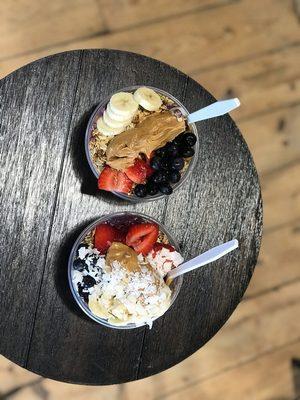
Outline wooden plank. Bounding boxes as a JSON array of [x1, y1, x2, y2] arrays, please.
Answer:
[[193, 44, 300, 121], [0, 0, 231, 61], [0, 0, 104, 60], [262, 161, 300, 231], [1, 0, 299, 79], [136, 75, 262, 379], [0, 356, 38, 393], [246, 221, 300, 297], [25, 50, 189, 384], [161, 341, 300, 400], [1, 280, 300, 397], [98, 0, 234, 30], [0, 52, 81, 367], [120, 280, 300, 399], [239, 104, 300, 176]]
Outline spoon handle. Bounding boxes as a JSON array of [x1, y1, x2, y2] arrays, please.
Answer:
[[187, 98, 240, 123], [166, 239, 239, 281]]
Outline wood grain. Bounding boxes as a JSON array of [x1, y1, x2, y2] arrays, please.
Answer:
[[0, 52, 81, 367], [120, 280, 300, 399], [162, 341, 300, 400], [0, 50, 261, 384], [246, 222, 300, 297], [1, 279, 300, 397], [194, 43, 300, 121], [0, 0, 103, 60], [137, 76, 262, 379], [0, 0, 231, 62], [240, 104, 300, 176], [24, 50, 189, 384], [1, 0, 299, 79], [97, 0, 234, 30]]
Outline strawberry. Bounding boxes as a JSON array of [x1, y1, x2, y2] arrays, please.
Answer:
[[114, 229, 126, 244], [126, 223, 159, 255], [144, 162, 154, 178], [151, 242, 175, 258], [94, 223, 117, 254], [124, 158, 154, 184], [98, 166, 133, 194], [153, 242, 175, 253]]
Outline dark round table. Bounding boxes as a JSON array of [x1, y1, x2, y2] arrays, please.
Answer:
[[0, 49, 262, 385]]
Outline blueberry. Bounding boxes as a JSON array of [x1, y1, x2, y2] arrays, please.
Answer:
[[150, 156, 162, 170], [173, 133, 184, 145], [134, 184, 147, 197], [166, 142, 179, 157], [73, 258, 86, 271], [170, 157, 184, 171], [182, 132, 197, 147], [160, 157, 170, 170], [169, 170, 181, 183], [153, 170, 169, 183], [146, 182, 159, 196], [83, 275, 96, 288], [158, 184, 173, 195], [155, 146, 167, 158], [181, 146, 195, 158]]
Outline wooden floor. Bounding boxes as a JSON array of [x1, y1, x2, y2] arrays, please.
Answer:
[[0, 0, 299, 398]]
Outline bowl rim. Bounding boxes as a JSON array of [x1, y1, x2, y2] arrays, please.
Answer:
[[85, 85, 199, 203], [68, 211, 184, 330]]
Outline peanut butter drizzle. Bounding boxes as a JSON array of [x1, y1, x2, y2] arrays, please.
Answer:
[[106, 242, 140, 273], [106, 111, 185, 170]]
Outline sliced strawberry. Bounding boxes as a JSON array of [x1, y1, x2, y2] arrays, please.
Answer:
[[153, 242, 175, 253], [115, 170, 133, 193], [94, 223, 117, 254], [114, 229, 126, 244], [126, 223, 159, 255], [98, 166, 133, 194], [144, 162, 154, 178], [124, 158, 153, 184]]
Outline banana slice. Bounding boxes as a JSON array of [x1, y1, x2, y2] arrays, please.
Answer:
[[106, 103, 133, 122], [109, 92, 138, 117], [96, 117, 123, 137], [133, 87, 162, 111], [103, 110, 130, 129], [89, 296, 110, 319]]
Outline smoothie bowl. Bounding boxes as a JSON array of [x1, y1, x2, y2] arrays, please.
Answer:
[[68, 212, 184, 329], [85, 86, 198, 202]]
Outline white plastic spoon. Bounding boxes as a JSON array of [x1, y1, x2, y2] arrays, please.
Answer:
[[166, 239, 239, 284], [187, 98, 240, 124]]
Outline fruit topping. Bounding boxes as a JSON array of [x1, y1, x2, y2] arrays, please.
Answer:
[[158, 183, 173, 195], [97, 117, 124, 137], [83, 275, 96, 288], [134, 184, 148, 198], [182, 132, 197, 147], [98, 165, 133, 193], [180, 146, 195, 158], [126, 223, 159, 255], [146, 181, 159, 196], [169, 170, 181, 183], [94, 223, 119, 254], [153, 242, 175, 254], [170, 157, 184, 171], [109, 92, 138, 117], [133, 87, 162, 111], [125, 158, 153, 184]]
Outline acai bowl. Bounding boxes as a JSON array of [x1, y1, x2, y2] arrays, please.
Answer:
[[85, 86, 199, 202], [68, 212, 184, 329]]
